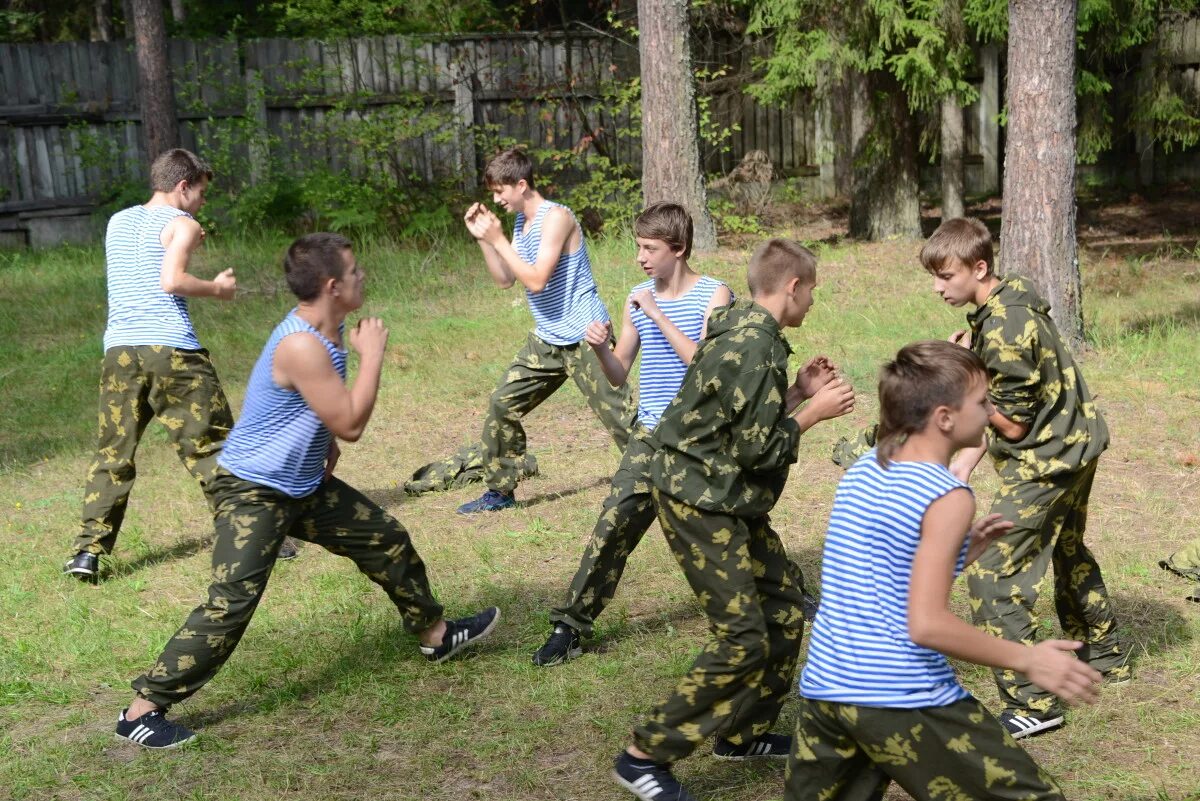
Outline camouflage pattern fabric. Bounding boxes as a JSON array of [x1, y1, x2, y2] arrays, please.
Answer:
[[967, 459, 1129, 716], [649, 300, 800, 518], [132, 469, 444, 708], [480, 331, 633, 494], [968, 275, 1108, 482], [1160, 537, 1200, 582], [633, 491, 806, 763], [403, 442, 538, 495], [550, 427, 657, 637], [784, 696, 1064, 801], [831, 424, 878, 469], [76, 345, 233, 556]]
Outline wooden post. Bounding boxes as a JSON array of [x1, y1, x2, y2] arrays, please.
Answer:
[[978, 44, 1000, 195], [452, 55, 478, 192], [244, 46, 269, 186]]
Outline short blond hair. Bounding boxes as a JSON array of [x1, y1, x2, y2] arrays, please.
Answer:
[[149, 148, 212, 192], [747, 238, 817, 298], [920, 217, 994, 275]]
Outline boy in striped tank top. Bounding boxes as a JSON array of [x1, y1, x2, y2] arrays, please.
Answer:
[[614, 240, 856, 801], [64, 149, 240, 582], [531, 203, 731, 667], [786, 341, 1100, 801], [114, 234, 499, 749], [452, 147, 634, 514]]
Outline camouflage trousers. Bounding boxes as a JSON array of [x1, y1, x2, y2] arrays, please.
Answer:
[[75, 346, 233, 556], [480, 332, 633, 494], [1160, 537, 1200, 602], [132, 469, 444, 708], [403, 442, 539, 496], [550, 427, 657, 637], [967, 459, 1129, 717], [633, 492, 806, 763], [784, 696, 1064, 801]]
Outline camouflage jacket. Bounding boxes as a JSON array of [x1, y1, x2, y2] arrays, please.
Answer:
[[649, 299, 800, 517], [968, 275, 1109, 481]]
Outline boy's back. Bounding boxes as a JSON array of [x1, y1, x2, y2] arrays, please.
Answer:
[[802, 456, 970, 707], [650, 298, 799, 518], [969, 274, 1107, 477], [103, 204, 200, 351]]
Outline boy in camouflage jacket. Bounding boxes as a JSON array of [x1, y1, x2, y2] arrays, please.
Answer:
[[924, 217, 1130, 740], [612, 239, 855, 801]]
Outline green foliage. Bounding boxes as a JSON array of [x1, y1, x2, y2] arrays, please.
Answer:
[[747, 0, 978, 114], [0, 9, 41, 42], [708, 196, 766, 235]]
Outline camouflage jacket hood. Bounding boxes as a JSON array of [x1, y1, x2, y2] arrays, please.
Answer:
[[968, 275, 1108, 481], [648, 299, 801, 517]]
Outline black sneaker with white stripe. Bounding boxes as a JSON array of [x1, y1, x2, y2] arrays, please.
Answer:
[[999, 710, 1064, 739], [612, 752, 697, 801], [420, 607, 500, 664], [115, 708, 196, 749], [63, 551, 99, 582], [712, 732, 792, 760]]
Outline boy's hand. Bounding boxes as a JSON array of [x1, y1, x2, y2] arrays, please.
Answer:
[[584, 320, 612, 349], [213, 268, 236, 300], [1022, 640, 1102, 706], [324, 440, 341, 481], [348, 317, 389, 359], [964, 512, 1013, 564], [806, 378, 855, 423], [793, 356, 836, 401], [466, 207, 504, 245], [948, 329, 972, 348], [630, 289, 661, 322]]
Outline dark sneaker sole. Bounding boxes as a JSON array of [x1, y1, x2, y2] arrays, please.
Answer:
[[532, 644, 583, 667], [430, 609, 501, 664], [114, 731, 196, 749], [1005, 714, 1064, 740]]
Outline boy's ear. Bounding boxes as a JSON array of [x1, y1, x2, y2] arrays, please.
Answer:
[[932, 404, 955, 433], [972, 259, 989, 279], [785, 275, 801, 295]]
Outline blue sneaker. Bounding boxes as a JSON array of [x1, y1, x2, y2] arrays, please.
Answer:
[[115, 708, 196, 749], [457, 489, 516, 514]]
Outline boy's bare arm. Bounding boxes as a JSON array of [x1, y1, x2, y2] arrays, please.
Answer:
[[989, 409, 1030, 440], [469, 205, 572, 293], [465, 204, 516, 288], [908, 490, 1102, 705], [159, 217, 236, 299], [633, 283, 731, 368], [273, 318, 387, 442], [585, 302, 640, 387]]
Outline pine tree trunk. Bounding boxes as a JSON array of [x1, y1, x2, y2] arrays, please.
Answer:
[[638, 0, 718, 252], [849, 70, 921, 240], [92, 0, 114, 42], [1001, 0, 1083, 349], [130, 0, 180, 161], [941, 94, 965, 219]]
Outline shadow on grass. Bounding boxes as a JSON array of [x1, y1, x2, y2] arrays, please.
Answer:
[[106, 534, 214, 578], [1111, 589, 1195, 663], [1121, 302, 1200, 336], [358, 475, 610, 511]]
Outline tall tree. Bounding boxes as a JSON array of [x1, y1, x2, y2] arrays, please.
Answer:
[[130, 0, 180, 160], [748, 3, 976, 240], [638, 0, 718, 251], [1000, 0, 1083, 348], [940, 0, 967, 219]]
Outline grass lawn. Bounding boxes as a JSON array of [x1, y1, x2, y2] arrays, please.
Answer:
[[1, 213, 1198, 801]]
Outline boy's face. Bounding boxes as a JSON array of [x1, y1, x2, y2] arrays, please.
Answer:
[[635, 237, 684, 278], [334, 247, 365, 311], [949, 373, 994, 448], [931, 257, 987, 307], [181, 177, 209, 216], [784, 277, 816, 327], [489, 181, 526, 214]]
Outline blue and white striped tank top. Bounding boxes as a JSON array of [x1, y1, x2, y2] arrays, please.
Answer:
[[513, 201, 609, 345], [103, 204, 201, 351], [800, 453, 971, 708], [219, 311, 347, 498], [631, 275, 728, 430]]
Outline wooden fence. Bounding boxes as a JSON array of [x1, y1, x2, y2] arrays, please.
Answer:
[[0, 24, 1197, 244]]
